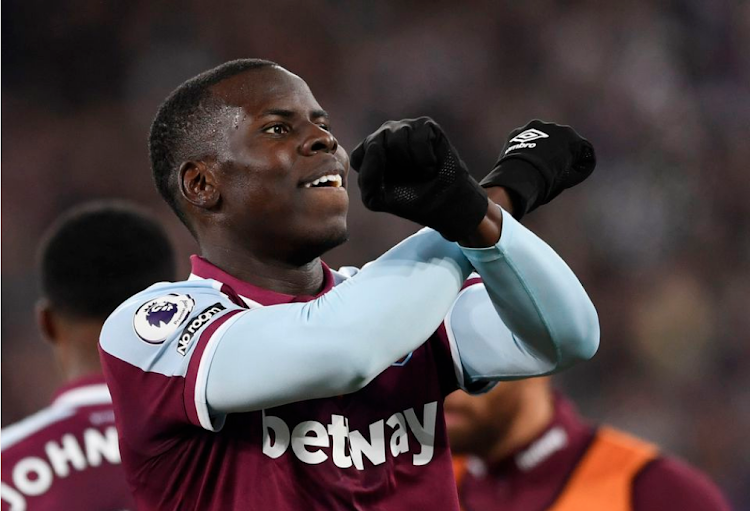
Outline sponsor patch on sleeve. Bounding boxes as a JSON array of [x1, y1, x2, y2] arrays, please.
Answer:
[[133, 294, 195, 344], [176, 303, 227, 356]]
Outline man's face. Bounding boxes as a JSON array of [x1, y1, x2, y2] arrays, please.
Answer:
[[209, 66, 349, 263], [443, 383, 524, 456]]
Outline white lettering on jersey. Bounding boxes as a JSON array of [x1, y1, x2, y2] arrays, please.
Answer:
[[404, 401, 437, 466], [385, 412, 409, 457], [83, 426, 120, 467], [349, 420, 386, 469], [327, 415, 352, 468], [262, 413, 290, 459], [262, 401, 438, 469], [1, 482, 27, 511], [45, 434, 87, 477], [2, 426, 121, 502], [291, 421, 329, 465], [12, 458, 53, 496]]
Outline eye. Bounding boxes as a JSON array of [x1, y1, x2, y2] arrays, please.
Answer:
[[263, 124, 289, 135], [318, 123, 331, 132]]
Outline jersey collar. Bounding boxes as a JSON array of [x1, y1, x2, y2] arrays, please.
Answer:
[[51, 373, 111, 407], [189, 255, 336, 306], [468, 394, 595, 479]]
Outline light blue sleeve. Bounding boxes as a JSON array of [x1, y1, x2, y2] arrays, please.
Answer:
[[205, 227, 474, 413], [448, 207, 600, 386]]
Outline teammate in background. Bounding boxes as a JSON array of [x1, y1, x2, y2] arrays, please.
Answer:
[[100, 58, 600, 510], [446, 378, 733, 511], [1, 202, 176, 511]]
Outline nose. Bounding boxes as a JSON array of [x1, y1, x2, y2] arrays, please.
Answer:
[[300, 124, 338, 155]]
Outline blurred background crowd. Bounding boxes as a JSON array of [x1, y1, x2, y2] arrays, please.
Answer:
[[2, 0, 748, 507]]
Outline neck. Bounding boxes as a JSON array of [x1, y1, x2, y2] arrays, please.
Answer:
[[200, 243, 325, 296], [487, 382, 555, 464], [54, 320, 105, 383]]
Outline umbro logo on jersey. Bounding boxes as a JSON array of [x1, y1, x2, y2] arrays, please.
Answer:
[[510, 128, 549, 143], [133, 294, 194, 344], [505, 128, 549, 154]]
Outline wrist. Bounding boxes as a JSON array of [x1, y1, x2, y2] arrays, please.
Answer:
[[458, 199, 503, 248], [480, 157, 546, 220], [485, 187, 515, 216]]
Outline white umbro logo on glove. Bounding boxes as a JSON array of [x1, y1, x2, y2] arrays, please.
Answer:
[[510, 128, 549, 143], [505, 128, 549, 154]]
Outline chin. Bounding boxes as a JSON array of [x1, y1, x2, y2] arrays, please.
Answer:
[[292, 224, 349, 265], [316, 226, 349, 255]]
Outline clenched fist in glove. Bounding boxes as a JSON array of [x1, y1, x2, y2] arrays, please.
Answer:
[[350, 117, 488, 242], [480, 120, 596, 219]]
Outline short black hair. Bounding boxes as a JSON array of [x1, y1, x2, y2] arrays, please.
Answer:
[[39, 201, 176, 319], [149, 58, 279, 230]]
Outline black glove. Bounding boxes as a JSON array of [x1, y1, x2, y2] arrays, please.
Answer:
[[480, 120, 596, 219], [350, 117, 488, 242]]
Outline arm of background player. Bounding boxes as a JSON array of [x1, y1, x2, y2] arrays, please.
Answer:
[[204, 227, 474, 414], [446, 187, 600, 385]]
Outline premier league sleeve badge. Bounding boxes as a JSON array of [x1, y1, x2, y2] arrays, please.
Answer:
[[133, 294, 195, 344]]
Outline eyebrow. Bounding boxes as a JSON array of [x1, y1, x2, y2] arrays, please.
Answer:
[[259, 108, 329, 120]]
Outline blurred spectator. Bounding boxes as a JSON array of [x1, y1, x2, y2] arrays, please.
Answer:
[[2, 0, 748, 507], [447, 379, 732, 510]]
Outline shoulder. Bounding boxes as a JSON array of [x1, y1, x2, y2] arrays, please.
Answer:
[[99, 279, 245, 374], [100, 279, 234, 348], [105, 279, 194, 329], [559, 426, 731, 511], [1, 406, 75, 455], [633, 455, 732, 511], [103, 279, 225, 325]]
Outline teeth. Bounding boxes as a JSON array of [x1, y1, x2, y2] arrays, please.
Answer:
[[304, 174, 342, 188]]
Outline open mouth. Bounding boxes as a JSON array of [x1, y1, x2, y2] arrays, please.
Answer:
[[302, 174, 343, 189]]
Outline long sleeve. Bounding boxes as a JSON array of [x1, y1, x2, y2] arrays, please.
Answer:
[[205, 227, 474, 413], [445, 207, 599, 386]]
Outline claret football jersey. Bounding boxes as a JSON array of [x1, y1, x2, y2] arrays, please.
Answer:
[[99, 255, 475, 510], [1, 375, 134, 511]]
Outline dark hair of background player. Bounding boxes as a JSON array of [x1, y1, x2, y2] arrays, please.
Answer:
[[38, 200, 177, 320], [148, 58, 279, 231]]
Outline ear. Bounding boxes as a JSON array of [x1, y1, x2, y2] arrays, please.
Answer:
[[36, 298, 58, 346], [179, 160, 220, 210]]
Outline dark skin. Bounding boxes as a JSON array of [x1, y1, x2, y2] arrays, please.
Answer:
[[445, 378, 554, 463], [37, 299, 105, 382], [180, 65, 512, 296]]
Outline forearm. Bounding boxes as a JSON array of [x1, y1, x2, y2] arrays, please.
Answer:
[[458, 206, 599, 375], [206, 228, 474, 412]]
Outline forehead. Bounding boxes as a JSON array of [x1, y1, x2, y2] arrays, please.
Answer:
[[209, 66, 322, 116]]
